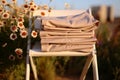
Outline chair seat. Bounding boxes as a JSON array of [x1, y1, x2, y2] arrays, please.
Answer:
[[30, 50, 91, 57]]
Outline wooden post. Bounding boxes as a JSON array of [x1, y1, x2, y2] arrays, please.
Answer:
[[25, 12, 32, 80]]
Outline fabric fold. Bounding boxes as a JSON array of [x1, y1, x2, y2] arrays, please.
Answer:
[[38, 10, 99, 52], [41, 43, 93, 52], [42, 11, 99, 28]]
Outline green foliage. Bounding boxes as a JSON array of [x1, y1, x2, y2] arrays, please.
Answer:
[[5, 61, 25, 80], [113, 67, 120, 80], [96, 23, 120, 80], [54, 56, 70, 76], [34, 57, 56, 80]]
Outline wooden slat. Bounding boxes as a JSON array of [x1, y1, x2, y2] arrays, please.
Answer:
[[29, 50, 91, 57], [80, 54, 93, 80], [33, 10, 86, 17]]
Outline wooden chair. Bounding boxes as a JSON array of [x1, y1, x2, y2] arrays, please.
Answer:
[[25, 9, 99, 80]]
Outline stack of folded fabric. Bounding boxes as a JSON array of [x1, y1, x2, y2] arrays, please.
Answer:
[[39, 11, 99, 53]]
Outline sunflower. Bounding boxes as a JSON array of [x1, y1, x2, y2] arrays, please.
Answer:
[[40, 12, 45, 16], [31, 30, 38, 38], [1, 0, 7, 5], [2, 12, 10, 19], [11, 0, 16, 3], [9, 54, 15, 61], [29, 1, 35, 6], [29, 6, 35, 12], [15, 48, 23, 55], [17, 22, 25, 29], [17, 54, 23, 59], [20, 29, 28, 38], [10, 33, 17, 40], [10, 25, 18, 32], [23, 4, 29, 9], [11, 15, 16, 19], [17, 17, 24, 22]]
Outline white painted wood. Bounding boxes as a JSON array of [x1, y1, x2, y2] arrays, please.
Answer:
[[29, 50, 91, 57], [92, 53, 99, 80], [33, 10, 86, 17], [26, 55, 30, 80], [26, 12, 32, 80], [30, 56, 38, 80], [26, 9, 99, 80], [80, 54, 93, 80]]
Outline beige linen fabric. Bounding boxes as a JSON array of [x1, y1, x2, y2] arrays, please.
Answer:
[[39, 10, 99, 52], [41, 43, 94, 53], [42, 11, 98, 28]]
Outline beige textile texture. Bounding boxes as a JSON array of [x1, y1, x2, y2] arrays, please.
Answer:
[[39, 10, 99, 52], [42, 11, 98, 28], [41, 43, 93, 52]]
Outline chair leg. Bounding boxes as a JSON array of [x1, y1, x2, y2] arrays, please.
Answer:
[[30, 56, 38, 80], [80, 54, 93, 80], [26, 54, 30, 80], [92, 53, 99, 80]]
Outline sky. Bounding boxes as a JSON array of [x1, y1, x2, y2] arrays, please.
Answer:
[[17, 0, 120, 17]]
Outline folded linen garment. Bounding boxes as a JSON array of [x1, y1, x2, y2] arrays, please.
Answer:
[[41, 37, 96, 44], [42, 25, 97, 32], [41, 11, 99, 28], [39, 10, 99, 52], [40, 31, 94, 38], [41, 43, 93, 52], [41, 41, 95, 45], [41, 36, 93, 39]]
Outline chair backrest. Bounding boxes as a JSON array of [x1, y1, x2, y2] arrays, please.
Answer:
[[33, 9, 91, 17], [33, 9, 97, 52]]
